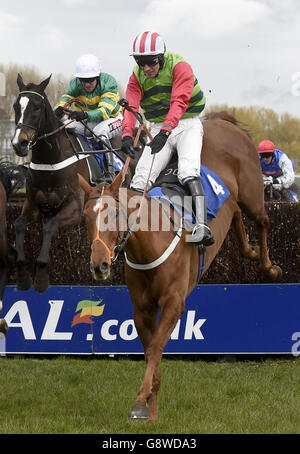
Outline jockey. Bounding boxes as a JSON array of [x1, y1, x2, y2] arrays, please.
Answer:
[[54, 54, 123, 183], [258, 140, 295, 190], [121, 31, 214, 246]]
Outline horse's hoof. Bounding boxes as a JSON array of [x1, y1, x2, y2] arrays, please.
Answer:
[[129, 401, 150, 420], [34, 277, 49, 294], [17, 274, 32, 291], [0, 319, 8, 336], [34, 265, 49, 293], [269, 265, 282, 282]]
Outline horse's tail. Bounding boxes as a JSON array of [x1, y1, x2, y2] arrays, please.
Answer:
[[0, 159, 27, 199], [204, 110, 252, 139]]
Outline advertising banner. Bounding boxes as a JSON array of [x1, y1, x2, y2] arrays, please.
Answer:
[[1, 284, 300, 355]]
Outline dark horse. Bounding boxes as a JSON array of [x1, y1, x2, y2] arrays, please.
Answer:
[[0, 160, 27, 335], [78, 111, 281, 421], [11, 74, 139, 293]]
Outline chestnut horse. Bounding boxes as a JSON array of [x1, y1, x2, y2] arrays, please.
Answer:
[[79, 111, 281, 421], [0, 160, 27, 335], [11, 74, 139, 293]]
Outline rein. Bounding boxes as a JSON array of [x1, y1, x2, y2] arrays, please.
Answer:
[[89, 123, 153, 262], [89, 123, 183, 269]]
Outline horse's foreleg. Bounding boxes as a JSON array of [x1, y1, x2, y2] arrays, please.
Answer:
[[129, 302, 159, 420], [15, 210, 33, 290], [0, 269, 8, 336], [131, 293, 184, 421], [34, 217, 59, 293], [0, 267, 8, 335], [0, 266, 8, 312], [232, 209, 260, 261]]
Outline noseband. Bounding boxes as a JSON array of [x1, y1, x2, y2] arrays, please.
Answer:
[[88, 191, 131, 265]]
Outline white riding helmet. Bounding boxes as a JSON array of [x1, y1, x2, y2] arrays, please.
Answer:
[[130, 31, 166, 56], [74, 54, 101, 78]]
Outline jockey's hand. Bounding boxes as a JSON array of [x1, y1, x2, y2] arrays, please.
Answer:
[[69, 110, 88, 121], [273, 178, 283, 191], [149, 130, 170, 154], [54, 106, 65, 118], [263, 175, 273, 186], [121, 136, 135, 159]]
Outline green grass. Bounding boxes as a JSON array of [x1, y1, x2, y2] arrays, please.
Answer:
[[0, 356, 300, 434]]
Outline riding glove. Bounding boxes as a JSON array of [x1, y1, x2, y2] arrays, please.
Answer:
[[54, 106, 65, 118], [263, 175, 273, 185], [273, 178, 283, 190], [121, 136, 135, 159], [149, 129, 170, 154], [69, 111, 88, 121]]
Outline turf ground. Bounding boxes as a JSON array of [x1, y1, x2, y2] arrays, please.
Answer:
[[0, 355, 299, 435]]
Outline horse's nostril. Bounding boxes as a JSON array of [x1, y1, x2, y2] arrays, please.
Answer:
[[20, 140, 29, 150], [100, 262, 109, 273]]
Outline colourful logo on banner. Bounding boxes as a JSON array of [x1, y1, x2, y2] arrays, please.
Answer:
[[71, 299, 105, 327]]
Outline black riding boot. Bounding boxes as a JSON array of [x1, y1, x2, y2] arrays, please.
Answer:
[[183, 177, 215, 246], [104, 151, 115, 184]]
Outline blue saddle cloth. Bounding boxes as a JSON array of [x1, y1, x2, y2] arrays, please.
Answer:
[[76, 133, 124, 173], [147, 165, 230, 222], [147, 165, 230, 281]]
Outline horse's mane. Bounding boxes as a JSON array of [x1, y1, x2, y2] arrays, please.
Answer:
[[204, 110, 252, 139], [0, 160, 27, 199]]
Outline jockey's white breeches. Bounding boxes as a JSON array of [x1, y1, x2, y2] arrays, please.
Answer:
[[131, 117, 203, 191], [64, 112, 122, 140]]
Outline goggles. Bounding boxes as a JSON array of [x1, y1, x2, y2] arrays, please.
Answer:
[[134, 56, 160, 68], [79, 77, 98, 84], [260, 152, 274, 159]]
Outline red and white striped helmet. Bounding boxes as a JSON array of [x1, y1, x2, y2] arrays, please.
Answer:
[[131, 31, 166, 56]]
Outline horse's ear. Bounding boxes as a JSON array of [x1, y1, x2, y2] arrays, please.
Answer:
[[17, 73, 25, 90], [40, 74, 52, 92], [77, 173, 93, 195], [109, 169, 125, 194]]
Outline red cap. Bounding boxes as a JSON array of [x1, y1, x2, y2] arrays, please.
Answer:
[[257, 140, 275, 154]]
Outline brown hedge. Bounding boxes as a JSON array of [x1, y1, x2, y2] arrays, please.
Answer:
[[6, 202, 300, 286]]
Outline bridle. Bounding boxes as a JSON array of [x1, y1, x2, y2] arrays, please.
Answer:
[[88, 189, 132, 265], [87, 180, 184, 270], [85, 113, 184, 271], [15, 90, 73, 151], [16, 91, 45, 148]]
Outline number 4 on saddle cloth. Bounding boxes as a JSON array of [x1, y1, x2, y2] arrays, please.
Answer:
[[147, 161, 230, 279], [74, 132, 124, 185]]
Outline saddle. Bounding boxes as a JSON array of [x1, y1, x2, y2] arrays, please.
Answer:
[[75, 133, 104, 185], [147, 158, 230, 281], [148, 159, 230, 223]]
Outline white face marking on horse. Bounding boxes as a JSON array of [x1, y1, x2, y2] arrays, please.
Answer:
[[93, 200, 101, 213], [12, 96, 29, 145]]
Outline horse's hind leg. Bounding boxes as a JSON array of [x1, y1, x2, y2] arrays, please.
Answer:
[[256, 206, 282, 281], [239, 201, 281, 281], [232, 209, 260, 261]]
